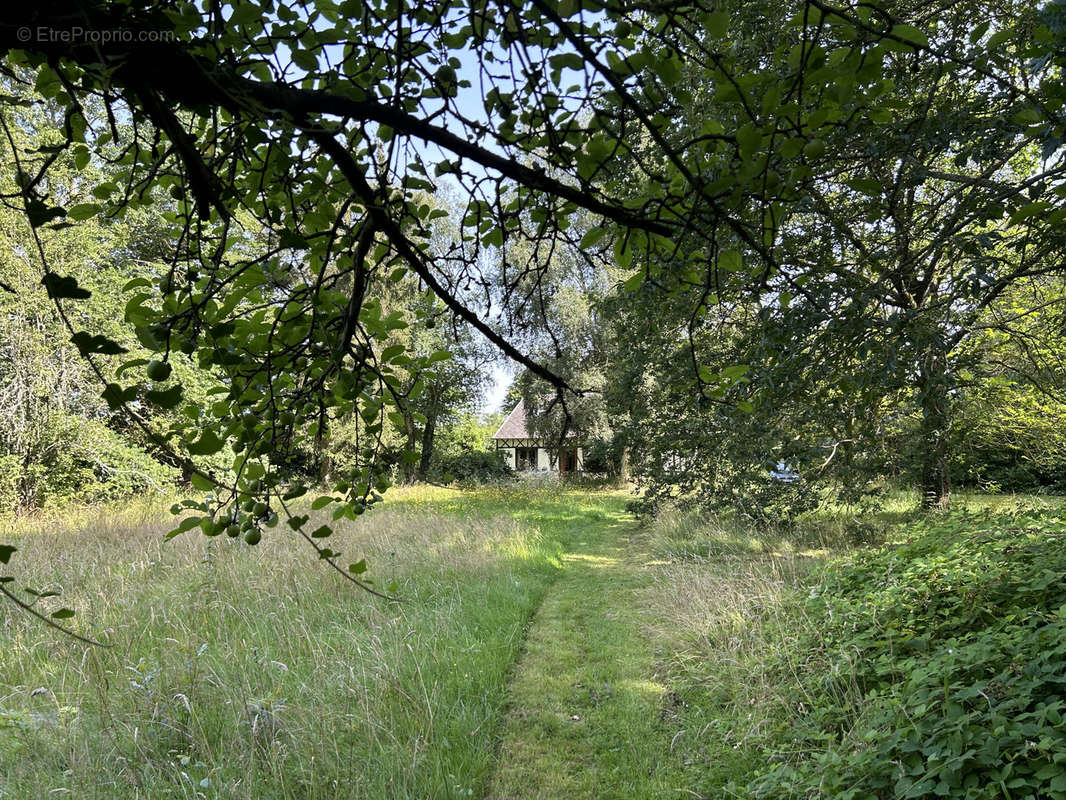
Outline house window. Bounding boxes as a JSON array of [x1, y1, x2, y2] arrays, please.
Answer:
[[516, 447, 538, 470], [559, 449, 578, 475]]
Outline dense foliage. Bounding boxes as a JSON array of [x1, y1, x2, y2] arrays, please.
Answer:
[[754, 509, 1066, 798]]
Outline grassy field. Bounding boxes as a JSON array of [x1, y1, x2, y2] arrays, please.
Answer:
[[2, 487, 1062, 799], [2, 486, 696, 799], [0, 487, 570, 799]]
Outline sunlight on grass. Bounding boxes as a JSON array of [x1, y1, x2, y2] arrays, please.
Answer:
[[0, 484, 610, 800], [616, 678, 668, 698], [561, 552, 620, 567]]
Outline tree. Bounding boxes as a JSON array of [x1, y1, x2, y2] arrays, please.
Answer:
[[1, 0, 1066, 612], [598, 0, 1066, 511], [0, 94, 187, 513], [0, 0, 771, 599]]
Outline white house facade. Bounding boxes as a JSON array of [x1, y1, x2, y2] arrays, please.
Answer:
[[492, 400, 584, 475]]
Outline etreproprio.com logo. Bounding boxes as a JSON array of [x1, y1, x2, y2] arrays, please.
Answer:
[[17, 26, 177, 45]]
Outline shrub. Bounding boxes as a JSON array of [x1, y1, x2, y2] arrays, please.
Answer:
[[440, 450, 514, 484], [0, 415, 175, 513], [751, 509, 1066, 799]]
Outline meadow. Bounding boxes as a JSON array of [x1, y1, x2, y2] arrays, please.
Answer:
[[2, 487, 1063, 799], [1, 487, 570, 799]]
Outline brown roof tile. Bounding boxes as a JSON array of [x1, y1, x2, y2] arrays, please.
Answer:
[[493, 400, 532, 439]]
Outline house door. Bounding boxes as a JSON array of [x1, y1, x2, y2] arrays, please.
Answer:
[[559, 449, 577, 475]]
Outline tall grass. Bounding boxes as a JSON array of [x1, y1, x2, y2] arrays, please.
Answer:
[[0, 486, 568, 799]]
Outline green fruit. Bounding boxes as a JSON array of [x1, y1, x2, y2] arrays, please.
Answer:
[[244, 529, 261, 545], [146, 360, 172, 382], [803, 138, 826, 159], [252, 502, 269, 517], [225, 524, 240, 538]]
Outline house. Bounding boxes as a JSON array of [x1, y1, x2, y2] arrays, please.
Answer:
[[492, 400, 585, 475]]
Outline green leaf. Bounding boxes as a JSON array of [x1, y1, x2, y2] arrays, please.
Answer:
[[654, 56, 682, 86], [189, 473, 215, 491], [71, 332, 128, 356], [349, 558, 368, 575], [0, 544, 16, 564], [282, 485, 308, 500], [187, 431, 225, 456], [718, 249, 743, 272], [311, 496, 334, 510], [66, 203, 101, 221], [381, 344, 405, 361], [41, 274, 91, 300], [311, 525, 332, 539], [720, 364, 750, 381], [549, 53, 584, 72], [101, 383, 138, 410], [707, 10, 729, 38], [623, 270, 643, 292], [116, 358, 149, 378], [846, 178, 883, 196], [889, 24, 928, 49], [73, 145, 90, 170], [166, 515, 203, 540], [736, 124, 761, 159], [580, 227, 608, 249], [147, 384, 183, 410], [1010, 201, 1050, 225], [50, 608, 76, 620], [26, 200, 66, 228], [279, 229, 309, 249]]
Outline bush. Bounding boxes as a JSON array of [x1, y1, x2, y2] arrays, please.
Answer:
[[751, 509, 1066, 799], [439, 450, 514, 484], [0, 415, 175, 513]]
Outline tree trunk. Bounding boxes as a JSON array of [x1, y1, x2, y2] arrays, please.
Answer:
[[616, 446, 631, 486], [917, 346, 951, 510], [418, 411, 437, 479], [402, 412, 418, 484]]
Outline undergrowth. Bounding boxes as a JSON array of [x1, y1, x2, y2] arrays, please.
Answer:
[[647, 499, 1066, 799], [752, 507, 1066, 799]]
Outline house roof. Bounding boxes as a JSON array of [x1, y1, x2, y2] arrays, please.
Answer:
[[493, 399, 532, 439], [492, 400, 580, 441]]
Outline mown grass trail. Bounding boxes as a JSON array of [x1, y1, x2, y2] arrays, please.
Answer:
[[487, 499, 688, 800]]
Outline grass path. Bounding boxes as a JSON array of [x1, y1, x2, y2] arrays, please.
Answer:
[[487, 498, 687, 800]]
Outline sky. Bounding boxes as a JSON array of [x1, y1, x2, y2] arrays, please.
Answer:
[[482, 361, 512, 416]]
